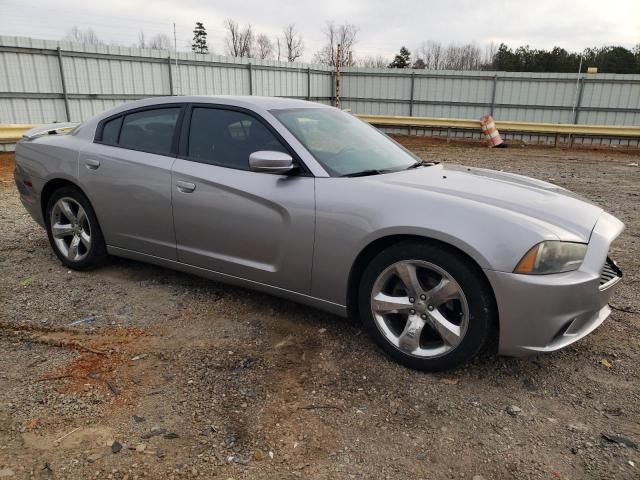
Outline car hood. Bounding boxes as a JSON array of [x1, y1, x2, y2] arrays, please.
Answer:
[[376, 163, 603, 242]]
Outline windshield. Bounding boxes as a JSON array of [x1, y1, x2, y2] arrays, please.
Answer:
[[270, 108, 420, 177]]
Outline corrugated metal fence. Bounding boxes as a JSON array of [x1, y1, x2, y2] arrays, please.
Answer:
[[340, 69, 640, 126], [0, 35, 333, 128], [1, 35, 639, 144]]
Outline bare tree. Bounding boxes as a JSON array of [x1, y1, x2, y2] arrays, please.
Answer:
[[313, 22, 358, 66], [224, 19, 241, 56], [255, 34, 274, 59], [431, 42, 444, 69], [149, 34, 171, 50], [283, 24, 304, 62], [357, 54, 388, 68], [417, 40, 483, 70], [240, 26, 254, 58], [136, 31, 171, 50], [224, 19, 254, 57], [417, 40, 444, 70], [64, 26, 103, 45], [447, 43, 482, 70], [482, 42, 498, 69]]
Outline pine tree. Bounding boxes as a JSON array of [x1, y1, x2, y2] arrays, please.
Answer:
[[192, 22, 209, 54], [388, 46, 411, 68]]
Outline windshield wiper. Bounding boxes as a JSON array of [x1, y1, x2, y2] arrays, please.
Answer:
[[341, 162, 438, 177], [405, 160, 439, 170], [340, 169, 387, 177]]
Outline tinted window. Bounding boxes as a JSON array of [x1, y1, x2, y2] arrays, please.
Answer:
[[119, 108, 180, 156], [188, 108, 286, 170], [101, 116, 122, 145]]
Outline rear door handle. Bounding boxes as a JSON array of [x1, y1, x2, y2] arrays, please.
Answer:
[[85, 159, 100, 170], [176, 181, 196, 193]]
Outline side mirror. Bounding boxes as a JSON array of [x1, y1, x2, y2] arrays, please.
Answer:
[[249, 151, 295, 174]]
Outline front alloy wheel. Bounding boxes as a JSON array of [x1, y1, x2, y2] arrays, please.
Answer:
[[371, 260, 469, 358], [358, 241, 495, 371]]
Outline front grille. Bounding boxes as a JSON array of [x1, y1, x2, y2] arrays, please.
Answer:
[[599, 257, 622, 288]]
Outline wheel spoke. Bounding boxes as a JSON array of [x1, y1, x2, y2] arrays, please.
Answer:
[[68, 235, 81, 260], [425, 278, 460, 307], [372, 292, 413, 314], [394, 262, 422, 297], [79, 231, 91, 249], [426, 310, 462, 347], [76, 206, 87, 226], [59, 200, 77, 223], [397, 314, 426, 353], [52, 223, 74, 239]]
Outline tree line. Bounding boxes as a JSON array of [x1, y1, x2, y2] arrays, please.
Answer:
[[491, 44, 640, 74], [63, 24, 640, 73], [386, 43, 640, 73]]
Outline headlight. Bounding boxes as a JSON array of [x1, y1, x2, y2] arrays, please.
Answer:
[[514, 241, 587, 274]]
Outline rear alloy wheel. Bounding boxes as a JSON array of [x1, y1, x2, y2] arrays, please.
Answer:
[[46, 187, 107, 270], [358, 241, 494, 371], [50, 197, 92, 262]]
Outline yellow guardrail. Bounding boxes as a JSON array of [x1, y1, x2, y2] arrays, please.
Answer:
[[0, 124, 35, 144], [356, 115, 640, 137], [2, 116, 639, 145]]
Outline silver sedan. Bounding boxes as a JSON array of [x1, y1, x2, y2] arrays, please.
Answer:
[[14, 96, 624, 371]]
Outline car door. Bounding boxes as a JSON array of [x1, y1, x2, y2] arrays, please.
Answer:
[[78, 105, 184, 260], [171, 105, 315, 293]]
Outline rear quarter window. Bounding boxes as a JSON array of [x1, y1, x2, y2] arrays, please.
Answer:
[[100, 116, 122, 145]]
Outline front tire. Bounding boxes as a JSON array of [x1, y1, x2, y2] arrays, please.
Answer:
[[358, 241, 495, 371], [45, 186, 107, 270]]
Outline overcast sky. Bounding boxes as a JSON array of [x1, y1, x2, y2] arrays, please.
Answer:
[[1, 0, 638, 61]]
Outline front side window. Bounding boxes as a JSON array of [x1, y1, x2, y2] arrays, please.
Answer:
[[270, 107, 419, 176], [188, 107, 287, 170], [117, 108, 181, 156]]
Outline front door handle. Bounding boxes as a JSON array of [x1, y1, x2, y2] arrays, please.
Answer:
[[176, 181, 196, 193], [85, 159, 100, 170]]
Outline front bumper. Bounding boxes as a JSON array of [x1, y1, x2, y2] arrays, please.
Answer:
[[486, 212, 624, 356]]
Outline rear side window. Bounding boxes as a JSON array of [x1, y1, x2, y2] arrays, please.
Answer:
[[101, 116, 122, 145], [188, 107, 286, 170], [117, 108, 180, 156]]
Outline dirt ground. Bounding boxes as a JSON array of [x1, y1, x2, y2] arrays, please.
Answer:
[[0, 140, 639, 480]]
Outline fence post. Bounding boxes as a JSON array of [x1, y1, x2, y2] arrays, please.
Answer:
[[335, 44, 342, 108], [248, 63, 253, 95], [490, 74, 498, 116], [331, 71, 336, 106], [56, 47, 71, 122], [167, 57, 174, 95], [307, 67, 311, 100], [409, 72, 415, 117], [573, 76, 585, 124]]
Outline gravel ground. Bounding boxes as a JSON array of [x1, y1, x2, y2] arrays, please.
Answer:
[[0, 141, 639, 480]]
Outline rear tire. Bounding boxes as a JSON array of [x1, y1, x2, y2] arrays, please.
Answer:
[[358, 240, 495, 371], [45, 186, 107, 270]]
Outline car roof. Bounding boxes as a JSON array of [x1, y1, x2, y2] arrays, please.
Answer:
[[74, 95, 332, 146], [80, 96, 329, 131], [208, 95, 328, 110], [112, 95, 327, 112]]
